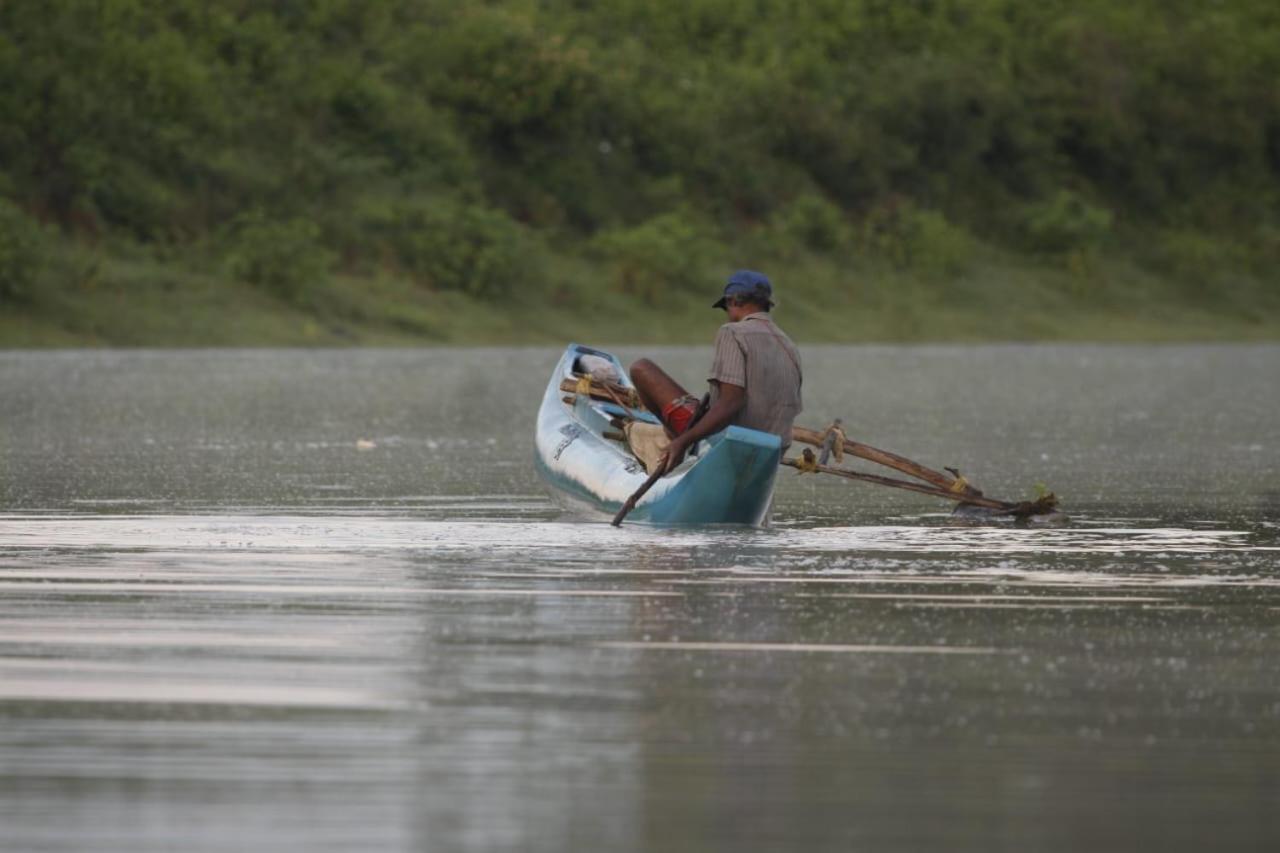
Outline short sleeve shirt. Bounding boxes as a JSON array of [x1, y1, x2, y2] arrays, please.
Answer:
[[708, 313, 803, 445]]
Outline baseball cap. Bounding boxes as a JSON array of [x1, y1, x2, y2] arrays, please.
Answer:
[[712, 269, 773, 309]]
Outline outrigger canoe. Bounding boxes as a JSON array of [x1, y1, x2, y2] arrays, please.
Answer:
[[535, 344, 781, 525]]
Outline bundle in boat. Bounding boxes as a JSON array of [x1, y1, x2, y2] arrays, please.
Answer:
[[559, 376, 643, 411], [560, 376, 668, 473]]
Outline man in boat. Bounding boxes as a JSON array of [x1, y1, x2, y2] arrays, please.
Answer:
[[629, 270, 803, 473]]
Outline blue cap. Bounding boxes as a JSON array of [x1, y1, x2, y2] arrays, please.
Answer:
[[712, 269, 773, 309]]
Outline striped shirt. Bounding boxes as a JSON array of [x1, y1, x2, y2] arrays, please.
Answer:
[[707, 312, 803, 445]]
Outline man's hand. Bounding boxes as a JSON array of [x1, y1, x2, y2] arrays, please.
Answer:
[[659, 434, 693, 475]]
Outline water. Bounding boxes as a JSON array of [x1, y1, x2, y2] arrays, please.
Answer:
[[1, 345, 1278, 851]]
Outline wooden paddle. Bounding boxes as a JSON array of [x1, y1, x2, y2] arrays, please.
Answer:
[[611, 466, 665, 527]]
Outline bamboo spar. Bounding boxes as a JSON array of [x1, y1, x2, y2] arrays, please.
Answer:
[[784, 437, 1058, 518], [790, 426, 979, 495], [780, 452, 1054, 515]]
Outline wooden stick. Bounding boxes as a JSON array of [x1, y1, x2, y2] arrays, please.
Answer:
[[612, 467, 665, 527], [791, 426, 980, 495]]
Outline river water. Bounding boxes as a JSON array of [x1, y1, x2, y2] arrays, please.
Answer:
[[1, 345, 1277, 852]]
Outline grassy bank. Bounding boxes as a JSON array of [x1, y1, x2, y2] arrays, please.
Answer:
[[2, 1, 1278, 346], [3, 237, 1275, 347]]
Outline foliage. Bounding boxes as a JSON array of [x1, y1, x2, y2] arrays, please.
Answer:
[[864, 203, 977, 278], [386, 201, 537, 298], [0, 0, 1277, 335], [772, 194, 851, 255], [0, 199, 45, 302], [1146, 231, 1232, 279], [419, 8, 597, 145], [1022, 191, 1114, 255], [592, 211, 716, 305], [224, 212, 333, 302]]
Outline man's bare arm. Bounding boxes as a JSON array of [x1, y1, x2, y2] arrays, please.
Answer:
[[660, 382, 745, 473]]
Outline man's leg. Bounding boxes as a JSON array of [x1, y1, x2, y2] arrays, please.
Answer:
[[629, 359, 689, 415], [624, 356, 696, 432]]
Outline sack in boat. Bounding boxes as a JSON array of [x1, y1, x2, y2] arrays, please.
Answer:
[[623, 421, 669, 474], [576, 354, 622, 384]]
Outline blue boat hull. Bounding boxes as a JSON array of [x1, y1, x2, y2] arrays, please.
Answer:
[[534, 344, 780, 525]]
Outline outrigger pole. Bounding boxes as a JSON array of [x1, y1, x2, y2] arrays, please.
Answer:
[[787, 426, 1058, 519]]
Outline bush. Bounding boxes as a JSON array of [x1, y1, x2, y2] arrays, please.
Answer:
[[1248, 225, 1280, 277], [420, 8, 596, 144], [772, 193, 850, 254], [591, 210, 715, 305], [225, 211, 333, 302], [1143, 229, 1249, 286], [389, 202, 535, 298], [1022, 190, 1114, 254], [0, 198, 45, 302], [863, 203, 976, 277]]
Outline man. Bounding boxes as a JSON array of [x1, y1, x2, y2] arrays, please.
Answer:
[[630, 270, 803, 474]]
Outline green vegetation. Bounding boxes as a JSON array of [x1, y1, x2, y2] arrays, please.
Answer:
[[1, 0, 1278, 345]]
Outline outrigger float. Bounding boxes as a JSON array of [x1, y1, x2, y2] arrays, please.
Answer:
[[535, 343, 1059, 526]]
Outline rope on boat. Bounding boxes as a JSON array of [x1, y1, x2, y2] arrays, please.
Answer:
[[794, 448, 821, 474], [818, 421, 846, 464]]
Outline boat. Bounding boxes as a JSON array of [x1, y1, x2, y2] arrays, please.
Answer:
[[534, 343, 781, 525]]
